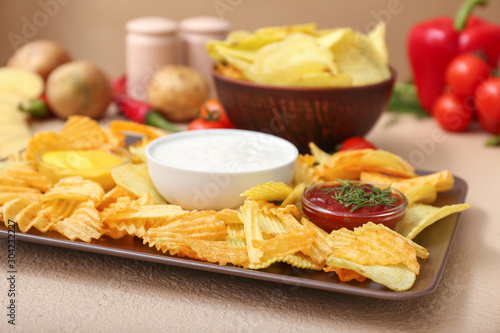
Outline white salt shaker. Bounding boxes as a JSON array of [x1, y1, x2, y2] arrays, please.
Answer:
[[179, 16, 230, 95], [125, 17, 178, 101]]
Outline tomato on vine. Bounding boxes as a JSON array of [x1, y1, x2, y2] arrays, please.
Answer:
[[188, 99, 235, 130], [445, 53, 491, 98], [433, 93, 474, 132]]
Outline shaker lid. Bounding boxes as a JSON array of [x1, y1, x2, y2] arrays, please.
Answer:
[[179, 16, 230, 34], [126, 17, 178, 35]]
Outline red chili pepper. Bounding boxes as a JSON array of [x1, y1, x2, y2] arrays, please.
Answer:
[[408, 0, 500, 113], [112, 75, 180, 132]]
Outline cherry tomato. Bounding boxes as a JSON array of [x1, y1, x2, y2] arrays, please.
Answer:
[[475, 78, 500, 134], [187, 117, 234, 131], [433, 93, 474, 132], [445, 53, 491, 98], [198, 99, 233, 126], [338, 137, 377, 151]]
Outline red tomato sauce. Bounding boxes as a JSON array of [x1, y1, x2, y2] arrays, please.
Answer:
[[301, 181, 407, 232]]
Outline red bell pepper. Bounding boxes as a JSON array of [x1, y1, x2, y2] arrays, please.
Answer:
[[408, 0, 500, 112]]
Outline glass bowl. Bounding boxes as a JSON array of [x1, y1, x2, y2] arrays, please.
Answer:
[[37, 144, 131, 191], [301, 180, 407, 232]]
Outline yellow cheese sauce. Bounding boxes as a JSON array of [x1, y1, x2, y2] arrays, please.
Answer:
[[39, 149, 128, 190], [41, 150, 125, 169]]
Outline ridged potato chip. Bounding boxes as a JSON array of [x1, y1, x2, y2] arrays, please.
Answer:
[[216, 209, 242, 225], [0, 192, 42, 205], [184, 237, 249, 267], [395, 203, 471, 240], [97, 186, 136, 211], [241, 200, 265, 264], [111, 163, 165, 204], [327, 222, 427, 275], [52, 201, 103, 243], [3, 198, 33, 230], [252, 227, 314, 258], [59, 116, 109, 150], [240, 181, 292, 202], [0, 174, 29, 187], [326, 257, 416, 292], [300, 218, 333, 265], [42, 176, 104, 206], [25, 131, 67, 161], [0, 185, 40, 193], [3, 164, 53, 192], [144, 211, 227, 258]]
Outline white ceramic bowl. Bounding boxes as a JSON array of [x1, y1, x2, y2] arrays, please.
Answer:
[[145, 129, 298, 210]]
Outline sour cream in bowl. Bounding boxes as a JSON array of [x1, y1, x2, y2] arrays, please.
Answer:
[[145, 129, 298, 210]]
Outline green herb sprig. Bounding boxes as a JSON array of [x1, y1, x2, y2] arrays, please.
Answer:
[[322, 180, 398, 212]]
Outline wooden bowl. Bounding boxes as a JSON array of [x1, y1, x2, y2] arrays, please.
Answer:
[[213, 69, 396, 153]]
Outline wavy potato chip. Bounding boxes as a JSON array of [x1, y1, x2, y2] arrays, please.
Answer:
[[5, 165, 53, 192], [216, 209, 242, 225], [144, 211, 227, 258], [252, 227, 314, 258], [25, 131, 67, 161], [300, 218, 333, 265], [59, 116, 109, 150], [0, 192, 42, 205], [97, 186, 136, 211], [184, 237, 249, 267], [52, 201, 103, 243], [240, 181, 292, 202], [241, 200, 265, 264], [42, 176, 104, 206], [328, 224, 421, 275], [326, 257, 416, 292]]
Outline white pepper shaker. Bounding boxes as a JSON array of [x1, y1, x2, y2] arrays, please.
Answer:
[[125, 17, 178, 101], [179, 16, 230, 95]]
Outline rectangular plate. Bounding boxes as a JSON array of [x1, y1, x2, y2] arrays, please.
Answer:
[[0, 173, 468, 300]]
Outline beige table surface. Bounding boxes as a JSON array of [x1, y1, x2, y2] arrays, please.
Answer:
[[1, 112, 499, 333]]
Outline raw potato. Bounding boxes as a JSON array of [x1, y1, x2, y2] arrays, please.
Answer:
[[46, 61, 112, 119], [147, 65, 209, 122], [7, 40, 71, 80], [0, 67, 44, 101]]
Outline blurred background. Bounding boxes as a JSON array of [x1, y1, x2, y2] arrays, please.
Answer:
[[1, 0, 499, 81]]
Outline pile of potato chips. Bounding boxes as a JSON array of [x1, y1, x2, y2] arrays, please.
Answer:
[[207, 23, 391, 87], [1, 117, 470, 292]]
